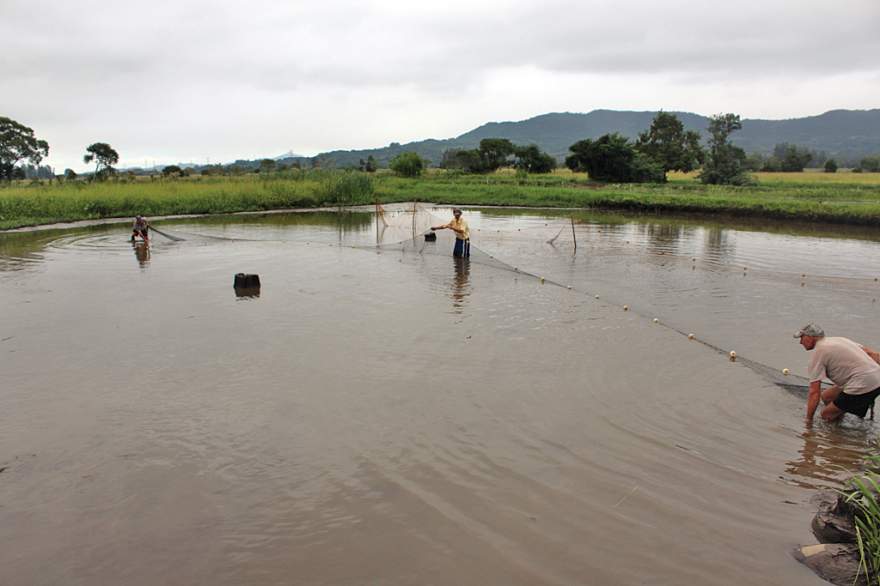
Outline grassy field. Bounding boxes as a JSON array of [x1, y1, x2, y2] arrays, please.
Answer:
[[2, 169, 880, 230]]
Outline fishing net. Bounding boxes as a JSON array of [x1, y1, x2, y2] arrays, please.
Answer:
[[135, 203, 835, 395], [368, 204, 815, 393], [359, 203, 518, 274]]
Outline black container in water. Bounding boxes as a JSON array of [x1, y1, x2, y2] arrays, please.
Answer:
[[234, 273, 261, 297], [234, 273, 261, 289]]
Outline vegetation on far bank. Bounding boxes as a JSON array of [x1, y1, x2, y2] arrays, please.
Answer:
[[4, 109, 880, 230], [2, 168, 880, 231]]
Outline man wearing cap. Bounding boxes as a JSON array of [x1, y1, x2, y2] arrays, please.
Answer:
[[431, 208, 470, 258], [796, 323, 880, 422]]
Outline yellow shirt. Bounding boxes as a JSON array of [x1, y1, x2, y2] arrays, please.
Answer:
[[447, 217, 470, 240]]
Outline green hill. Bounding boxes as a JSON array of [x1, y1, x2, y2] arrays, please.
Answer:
[[278, 108, 880, 168]]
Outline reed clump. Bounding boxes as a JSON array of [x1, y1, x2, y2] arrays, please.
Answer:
[[846, 457, 880, 585]]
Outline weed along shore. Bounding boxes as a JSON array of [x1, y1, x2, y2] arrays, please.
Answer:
[[2, 169, 880, 230]]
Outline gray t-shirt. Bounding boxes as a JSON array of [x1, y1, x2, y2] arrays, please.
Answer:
[[808, 336, 880, 395]]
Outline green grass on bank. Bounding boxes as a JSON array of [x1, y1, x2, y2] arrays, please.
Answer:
[[2, 169, 880, 230]]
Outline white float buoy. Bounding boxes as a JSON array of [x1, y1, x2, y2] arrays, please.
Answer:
[[623, 305, 629, 311], [688, 333, 695, 340], [729, 350, 737, 361], [783, 368, 790, 375], [594, 294, 600, 299], [653, 318, 659, 323]]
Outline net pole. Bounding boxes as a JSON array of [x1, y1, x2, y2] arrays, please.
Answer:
[[571, 216, 577, 253]]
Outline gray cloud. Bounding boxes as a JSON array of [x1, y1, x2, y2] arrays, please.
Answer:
[[2, 0, 878, 170]]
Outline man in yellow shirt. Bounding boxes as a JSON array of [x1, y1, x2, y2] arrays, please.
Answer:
[[431, 208, 470, 258]]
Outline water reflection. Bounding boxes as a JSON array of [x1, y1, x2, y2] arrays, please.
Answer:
[[785, 427, 877, 489], [0, 231, 56, 271], [449, 257, 471, 313], [644, 222, 684, 254], [703, 226, 734, 264], [132, 241, 150, 268]]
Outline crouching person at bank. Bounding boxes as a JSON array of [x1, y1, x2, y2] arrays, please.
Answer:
[[796, 323, 880, 423]]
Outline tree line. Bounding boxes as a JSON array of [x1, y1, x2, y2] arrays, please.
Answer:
[[4, 113, 880, 185], [1, 116, 120, 182], [402, 112, 875, 184]]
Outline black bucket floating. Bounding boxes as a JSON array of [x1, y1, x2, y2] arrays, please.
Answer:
[[234, 273, 261, 288], [424, 231, 437, 242], [234, 273, 261, 298]]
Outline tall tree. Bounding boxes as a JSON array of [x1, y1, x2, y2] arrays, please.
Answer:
[[513, 145, 556, 173], [441, 148, 483, 172], [0, 117, 49, 181], [699, 114, 752, 185], [860, 156, 880, 172], [259, 158, 276, 173], [635, 112, 704, 180], [83, 142, 120, 179], [389, 151, 425, 177], [566, 133, 664, 183], [359, 155, 377, 172], [773, 143, 813, 172], [477, 138, 516, 171]]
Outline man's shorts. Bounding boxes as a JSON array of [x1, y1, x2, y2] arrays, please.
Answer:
[[833, 386, 880, 418], [453, 238, 470, 258]]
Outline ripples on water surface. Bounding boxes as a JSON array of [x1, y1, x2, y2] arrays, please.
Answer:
[[2, 206, 879, 585]]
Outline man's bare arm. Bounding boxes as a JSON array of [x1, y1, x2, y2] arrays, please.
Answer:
[[806, 380, 822, 421]]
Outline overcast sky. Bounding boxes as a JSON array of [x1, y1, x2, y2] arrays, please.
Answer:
[[3, 0, 879, 171]]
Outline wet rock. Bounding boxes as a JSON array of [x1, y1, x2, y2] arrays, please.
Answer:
[[794, 543, 867, 586], [812, 490, 857, 543]]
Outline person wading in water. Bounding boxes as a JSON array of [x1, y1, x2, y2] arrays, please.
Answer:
[[131, 215, 150, 244], [431, 208, 470, 258], [796, 323, 880, 423]]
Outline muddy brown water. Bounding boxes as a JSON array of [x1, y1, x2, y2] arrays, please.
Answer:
[[2, 205, 879, 585]]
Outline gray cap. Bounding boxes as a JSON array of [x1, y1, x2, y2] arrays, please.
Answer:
[[794, 323, 825, 338]]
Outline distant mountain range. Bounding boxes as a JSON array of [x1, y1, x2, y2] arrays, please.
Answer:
[[271, 109, 879, 169], [273, 150, 305, 160]]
